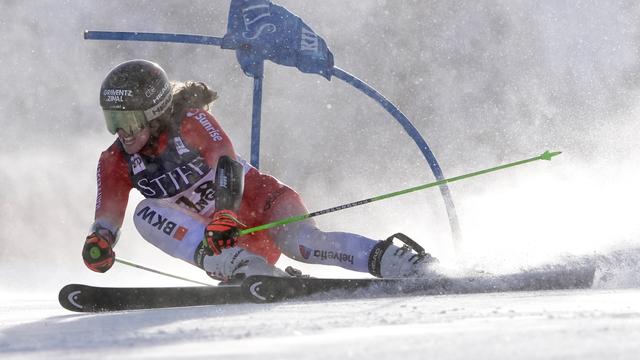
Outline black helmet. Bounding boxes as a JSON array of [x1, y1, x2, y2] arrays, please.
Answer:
[[100, 59, 173, 135]]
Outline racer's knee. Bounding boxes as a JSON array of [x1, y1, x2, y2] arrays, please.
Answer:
[[271, 220, 320, 261], [263, 189, 317, 258], [133, 198, 207, 263]]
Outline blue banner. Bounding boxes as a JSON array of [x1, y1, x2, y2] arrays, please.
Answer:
[[222, 0, 334, 79]]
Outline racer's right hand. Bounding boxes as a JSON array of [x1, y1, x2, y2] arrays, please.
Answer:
[[203, 210, 243, 256], [82, 230, 116, 273]]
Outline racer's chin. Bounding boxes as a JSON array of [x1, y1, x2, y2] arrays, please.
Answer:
[[117, 128, 151, 154]]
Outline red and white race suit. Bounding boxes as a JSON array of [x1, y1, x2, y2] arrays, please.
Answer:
[[93, 109, 378, 280]]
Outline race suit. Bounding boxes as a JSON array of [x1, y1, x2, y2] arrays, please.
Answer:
[[93, 108, 378, 280]]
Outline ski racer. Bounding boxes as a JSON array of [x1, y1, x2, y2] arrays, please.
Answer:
[[82, 59, 437, 282]]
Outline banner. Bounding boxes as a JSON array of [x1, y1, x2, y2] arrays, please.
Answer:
[[222, 0, 334, 79]]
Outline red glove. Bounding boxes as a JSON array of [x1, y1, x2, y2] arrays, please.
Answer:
[[82, 230, 116, 273], [204, 210, 244, 255]]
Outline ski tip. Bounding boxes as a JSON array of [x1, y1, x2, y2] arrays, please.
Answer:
[[59, 284, 88, 312], [540, 150, 562, 161]]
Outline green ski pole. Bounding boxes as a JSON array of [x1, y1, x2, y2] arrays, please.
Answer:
[[240, 150, 561, 236]]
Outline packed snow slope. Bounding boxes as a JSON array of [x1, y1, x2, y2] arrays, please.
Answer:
[[3, 253, 640, 359], [2, 288, 640, 360]]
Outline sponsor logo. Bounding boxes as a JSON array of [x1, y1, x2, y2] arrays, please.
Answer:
[[135, 157, 209, 197], [194, 242, 207, 268], [230, 249, 245, 264], [263, 187, 287, 211], [175, 179, 216, 213], [232, 259, 250, 275], [313, 250, 354, 265], [174, 137, 190, 155], [144, 86, 156, 98], [152, 82, 170, 104], [136, 206, 178, 236], [300, 26, 319, 53], [249, 281, 267, 301], [299, 245, 312, 260], [144, 89, 172, 119], [102, 89, 133, 103], [217, 172, 228, 188], [299, 246, 354, 265], [370, 247, 384, 266], [67, 290, 83, 309], [173, 226, 188, 241], [368, 247, 384, 276], [131, 154, 146, 175], [241, 4, 276, 40], [367, 241, 390, 277], [96, 161, 103, 210], [144, 79, 165, 99], [192, 111, 223, 142]]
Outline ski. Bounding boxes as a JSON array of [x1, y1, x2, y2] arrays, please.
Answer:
[[59, 283, 246, 312], [242, 264, 596, 303], [59, 264, 596, 311]]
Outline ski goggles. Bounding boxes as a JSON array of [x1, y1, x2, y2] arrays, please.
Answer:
[[103, 91, 173, 135], [103, 110, 148, 135]]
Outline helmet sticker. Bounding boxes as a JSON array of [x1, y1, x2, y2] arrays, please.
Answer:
[[144, 90, 172, 120], [102, 89, 133, 103]]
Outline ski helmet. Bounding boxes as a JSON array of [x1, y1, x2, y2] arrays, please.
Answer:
[[100, 60, 173, 135]]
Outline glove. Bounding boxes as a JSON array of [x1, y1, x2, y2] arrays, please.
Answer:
[[204, 210, 244, 256], [82, 230, 116, 273]]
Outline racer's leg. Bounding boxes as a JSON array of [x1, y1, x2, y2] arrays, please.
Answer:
[[133, 198, 285, 281], [266, 190, 438, 277], [265, 190, 377, 272]]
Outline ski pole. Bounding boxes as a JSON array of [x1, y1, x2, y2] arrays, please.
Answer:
[[115, 258, 214, 286], [240, 150, 561, 235]]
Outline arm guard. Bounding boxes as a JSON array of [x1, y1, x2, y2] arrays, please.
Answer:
[[214, 155, 244, 212]]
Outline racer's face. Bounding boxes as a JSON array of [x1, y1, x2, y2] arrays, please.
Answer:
[[117, 127, 151, 154]]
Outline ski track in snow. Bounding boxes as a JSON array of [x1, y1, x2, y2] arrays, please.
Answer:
[[1, 288, 640, 360]]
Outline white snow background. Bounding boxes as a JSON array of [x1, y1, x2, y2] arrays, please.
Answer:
[[1, 0, 640, 359]]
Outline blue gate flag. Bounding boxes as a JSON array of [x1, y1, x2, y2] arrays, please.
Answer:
[[222, 0, 334, 79]]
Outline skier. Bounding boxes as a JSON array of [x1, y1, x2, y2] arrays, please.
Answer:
[[82, 59, 436, 283]]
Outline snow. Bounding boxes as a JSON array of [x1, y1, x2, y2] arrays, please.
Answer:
[[2, 288, 640, 359]]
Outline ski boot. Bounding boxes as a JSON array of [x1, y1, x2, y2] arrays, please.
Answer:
[[368, 233, 438, 278], [202, 247, 288, 284]]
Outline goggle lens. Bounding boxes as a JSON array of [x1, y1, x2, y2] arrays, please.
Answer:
[[103, 110, 147, 135]]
